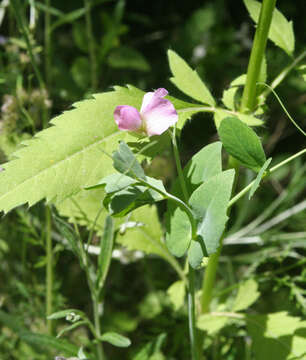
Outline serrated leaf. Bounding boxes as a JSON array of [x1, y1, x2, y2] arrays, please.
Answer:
[[0, 86, 198, 215], [197, 314, 228, 335], [218, 117, 266, 171], [100, 332, 131, 347], [214, 109, 263, 128], [244, 0, 295, 55], [168, 49, 215, 106], [233, 278, 260, 312], [167, 280, 186, 311], [166, 142, 222, 257], [189, 170, 235, 263], [249, 157, 272, 199], [247, 312, 306, 360]]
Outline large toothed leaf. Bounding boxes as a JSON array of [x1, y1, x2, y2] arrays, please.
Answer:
[[0, 85, 197, 214], [244, 0, 295, 55], [168, 49, 215, 106]]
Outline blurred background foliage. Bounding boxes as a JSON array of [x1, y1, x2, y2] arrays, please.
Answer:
[[0, 0, 305, 359]]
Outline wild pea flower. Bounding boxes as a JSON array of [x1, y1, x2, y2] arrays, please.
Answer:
[[114, 88, 178, 136]]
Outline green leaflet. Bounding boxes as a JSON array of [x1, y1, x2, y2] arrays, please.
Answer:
[[218, 117, 266, 172], [168, 49, 215, 106], [167, 280, 186, 311], [233, 278, 260, 312], [0, 85, 197, 214], [189, 169, 235, 266], [247, 312, 306, 360], [100, 332, 131, 347], [249, 157, 272, 199], [165, 142, 222, 257], [244, 0, 295, 56], [214, 109, 263, 128], [197, 314, 229, 335]]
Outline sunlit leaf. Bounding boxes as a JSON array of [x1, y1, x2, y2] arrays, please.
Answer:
[[168, 49, 215, 106]]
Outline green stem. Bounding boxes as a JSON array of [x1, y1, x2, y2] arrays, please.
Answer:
[[44, 0, 51, 90], [172, 128, 189, 202], [171, 128, 200, 360], [84, 0, 98, 91], [11, 0, 48, 127], [200, 245, 222, 313], [241, 0, 277, 112], [92, 293, 104, 360], [45, 206, 53, 335], [188, 267, 200, 360]]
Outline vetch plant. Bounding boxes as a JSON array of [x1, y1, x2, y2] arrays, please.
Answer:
[[0, 0, 305, 359]]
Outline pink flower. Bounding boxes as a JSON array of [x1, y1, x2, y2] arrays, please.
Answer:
[[114, 88, 178, 137]]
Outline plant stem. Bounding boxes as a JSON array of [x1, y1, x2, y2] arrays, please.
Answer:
[[241, 0, 277, 112], [171, 128, 200, 360], [200, 245, 222, 313], [188, 266, 200, 360], [44, 0, 51, 90], [45, 206, 53, 335], [92, 293, 104, 360], [84, 0, 98, 91]]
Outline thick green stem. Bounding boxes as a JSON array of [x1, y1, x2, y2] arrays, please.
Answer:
[[200, 246, 222, 313], [241, 0, 277, 112], [45, 206, 53, 335]]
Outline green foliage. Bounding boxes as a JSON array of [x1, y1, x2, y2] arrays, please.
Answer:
[[188, 169, 235, 265], [97, 216, 114, 290], [168, 50, 215, 106], [100, 332, 131, 347], [0, 87, 196, 215], [218, 117, 266, 171], [244, 0, 295, 55], [233, 278, 260, 312], [167, 280, 186, 311], [107, 46, 151, 72], [214, 108, 263, 128], [197, 314, 229, 335], [0, 310, 78, 356], [166, 142, 222, 257], [247, 312, 306, 360], [113, 141, 146, 179], [249, 157, 272, 199]]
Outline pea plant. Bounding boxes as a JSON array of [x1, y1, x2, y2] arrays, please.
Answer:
[[0, 0, 305, 359]]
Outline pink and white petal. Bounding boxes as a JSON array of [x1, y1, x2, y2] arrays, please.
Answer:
[[140, 88, 169, 114], [143, 102, 178, 136], [114, 105, 142, 131]]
